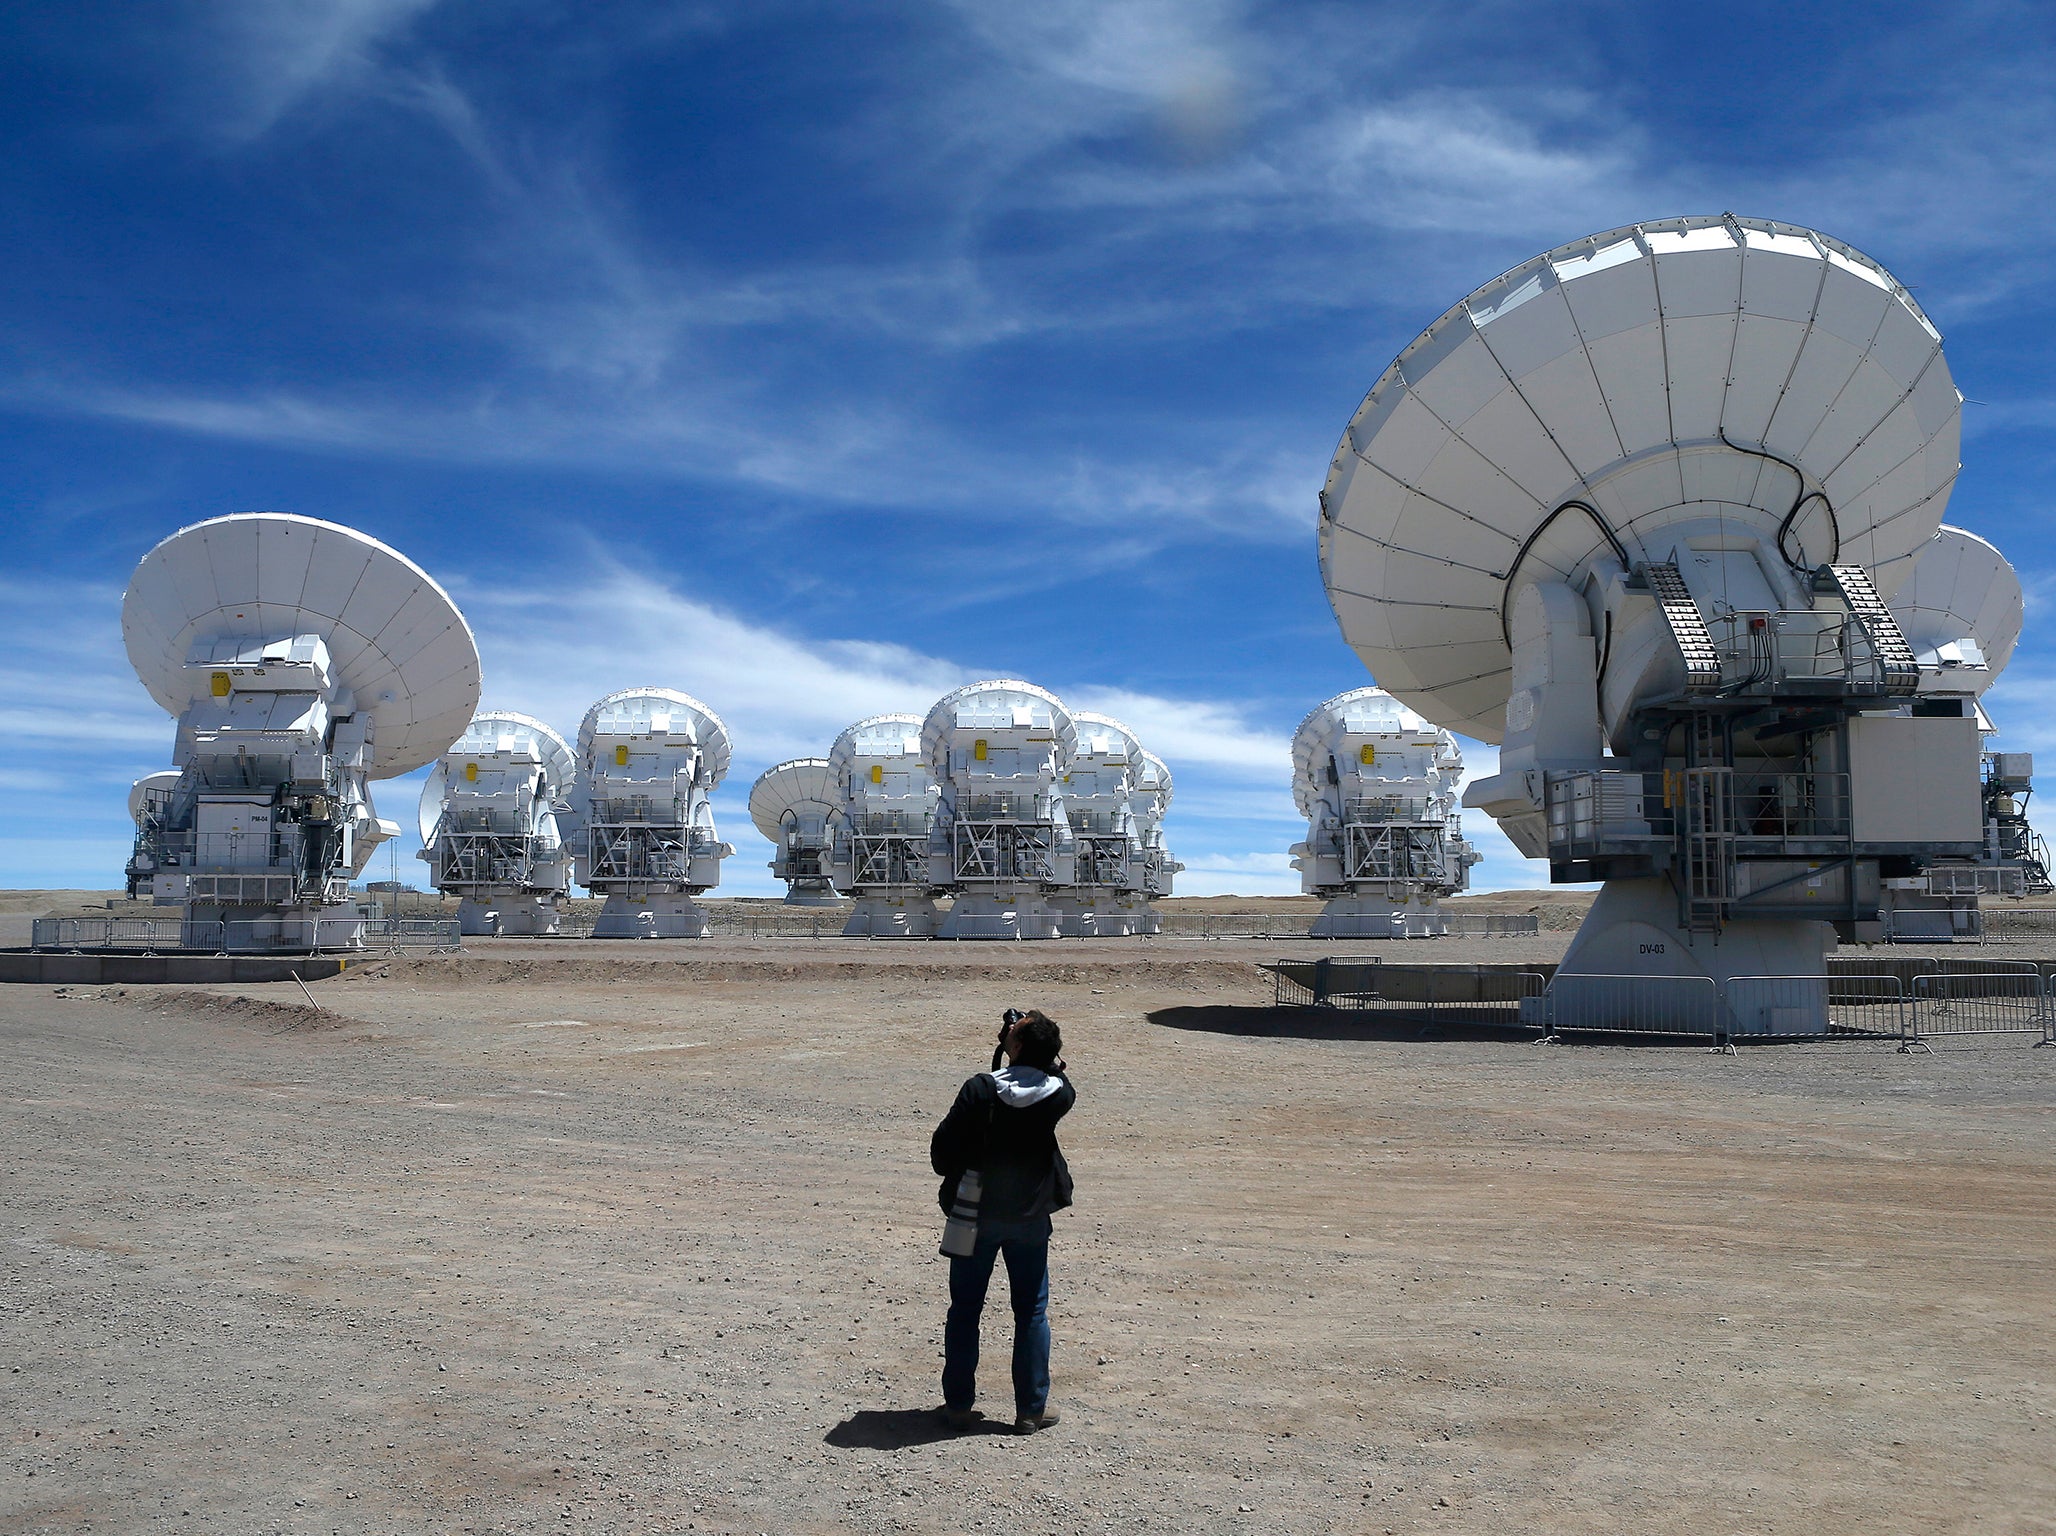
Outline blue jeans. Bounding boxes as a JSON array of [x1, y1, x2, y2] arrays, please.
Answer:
[[942, 1214, 1051, 1417]]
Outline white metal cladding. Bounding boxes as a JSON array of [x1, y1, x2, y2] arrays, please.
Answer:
[[1320, 216, 1961, 743], [828, 713, 926, 777], [1067, 711, 1146, 783], [919, 680, 1078, 775], [415, 710, 575, 842], [575, 688, 733, 787], [121, 512, 482, 776], [748, 758, 839, 841], [1289, 687, 1447, 817], [1136, 750, 1174, 813], [1888, 525, 2023, 685]]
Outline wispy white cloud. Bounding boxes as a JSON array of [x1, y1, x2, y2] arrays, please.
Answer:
[[196, 0, 443, 142]]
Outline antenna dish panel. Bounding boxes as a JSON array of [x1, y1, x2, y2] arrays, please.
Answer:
[[1889, 525, 2022, 687], [828, 713, 926, 774], [920, 680, 1077, 770], [121, 513, 481, 777], [417, 710, 576, 843], [128, 770, 182, 821], [1290, 687, 1434, 817], [576, 688, 733, 787], [123, 516, 481, 781], [1068, 711, 1146, 770], [748, 758, 839, 841], [1320, 216, 1961, 742], [1136, 750, 1173, 812]]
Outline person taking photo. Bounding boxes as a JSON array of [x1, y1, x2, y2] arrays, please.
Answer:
[[930, 1008, 1074, 1434]]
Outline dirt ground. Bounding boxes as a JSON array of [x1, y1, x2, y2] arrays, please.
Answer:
[[3, 938, 2053, 1535]]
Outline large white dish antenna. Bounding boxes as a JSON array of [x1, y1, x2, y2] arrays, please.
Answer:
[[1290, 687, 1437, 817], [829, 713, 926, 774], [920, 680, 1078, 770], [1068, 711, 1146, 769], [576, 688, 733, 787], [1889, 525, 2023, 686], [417, 710, 576, 843], [121, 513, 481, 777], [1320, 216, 1961, 742], [748, 758, 839, 841]]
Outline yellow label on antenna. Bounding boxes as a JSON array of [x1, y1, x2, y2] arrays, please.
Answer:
[[615, 745, 629, 767], [1359, 744, 1376, 766], [211, 672, 231, 698], [870, 764, 883, 784], [973, 739, 988, 761], [464, 762, 478, 782]]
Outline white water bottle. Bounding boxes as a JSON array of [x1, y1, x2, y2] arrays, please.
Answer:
[[939, 1169, 983, 1257]]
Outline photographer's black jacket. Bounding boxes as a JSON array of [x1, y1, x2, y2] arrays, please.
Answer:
[[931, 1065, 1076, 1223]]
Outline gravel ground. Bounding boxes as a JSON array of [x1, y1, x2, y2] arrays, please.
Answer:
[[3, 941, 2053, 1535]]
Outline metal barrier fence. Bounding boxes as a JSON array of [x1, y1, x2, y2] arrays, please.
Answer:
[[1724, 973, 1911, 1042], [30, 916, 461, 954], [1270, 959, 1548, 1027], [1907, 972, 2054, 1048], [1546, 973, 1725, 1039], [1978, 908, 2056, 945]]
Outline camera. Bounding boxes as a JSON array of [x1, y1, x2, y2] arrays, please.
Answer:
[[993, 1007, 1024, 1069]]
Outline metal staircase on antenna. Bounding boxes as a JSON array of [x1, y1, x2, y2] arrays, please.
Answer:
[[1647, 563, 1723, 695], [1822, 564, 1921, 695]]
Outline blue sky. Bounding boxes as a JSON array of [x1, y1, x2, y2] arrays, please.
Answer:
[[4, 0, 2056, 898]]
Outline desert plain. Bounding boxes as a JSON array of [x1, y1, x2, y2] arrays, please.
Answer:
[[3, 920, 2053, 1535]]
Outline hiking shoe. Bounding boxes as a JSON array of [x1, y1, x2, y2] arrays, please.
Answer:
[[1014, 1409, 1060, 1434], [942, 1407, 981, 1432]]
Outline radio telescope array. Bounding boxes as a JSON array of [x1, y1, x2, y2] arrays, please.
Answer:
[[121, 513, 481, 950], [748, 758, 841, 906], [1319, 214, 2017, 1031], [1053, 712, 1182, 935], [827, 714, 942, 936], [575, 688, 735, 938], [418, 710, 577, 936], [1289, 688, 1478, 937]]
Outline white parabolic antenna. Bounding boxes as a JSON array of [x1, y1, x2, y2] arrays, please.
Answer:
[[1320, 215, 1960, 743], [920, 680, 1079, 770], [747, 758, 839, 842], [416, 710, 576, 843], [1289, 687, 1436, 817], [123, 513, 481, 777], [576, 688, 733, 785], [1889, 525, 2022, 687]]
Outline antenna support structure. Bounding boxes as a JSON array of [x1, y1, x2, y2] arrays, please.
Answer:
[[121, 513, 480, 952], [1290, 688, 1479, 936], [749, 758, 842, 906], [574, 689, 735, 938], [418, 711, 577, 935], [1319, 215, 2029, 1032]]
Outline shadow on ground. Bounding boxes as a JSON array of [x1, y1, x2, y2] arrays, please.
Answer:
[[1146, 1003, 1538, 1044], [823, 1408, 1011, 1449]]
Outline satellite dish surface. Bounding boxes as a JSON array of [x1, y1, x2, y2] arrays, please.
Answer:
[[577, 688, 733, 787], [1889, 524, 2023, 685], [121, 512, 481, 777], [1320, 215, 1961, 742], [748, 758, 839, 841]]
